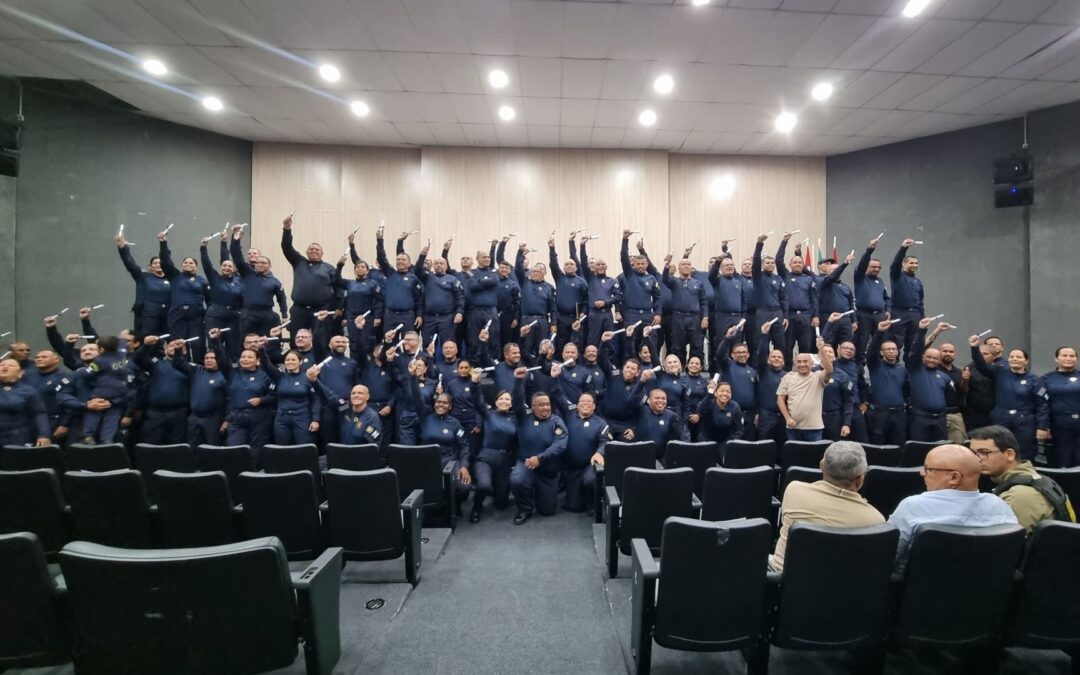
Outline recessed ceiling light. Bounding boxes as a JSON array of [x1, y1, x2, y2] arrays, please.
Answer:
[[488, 69, 509, 89], [318, 64, 341, 82], [653, 74, 674, 95], [202, 96, 223, 112], [142, 59, 167, 76], [498, 105, 516, 121], [774, 111, 797, 133], [638, 109, 657, 127], [691, 0, 710, 5], [350, 100, 370, 117], [902, 0, 933, 17], [710, 174, 736, 199], [811, 82, 834, 101]]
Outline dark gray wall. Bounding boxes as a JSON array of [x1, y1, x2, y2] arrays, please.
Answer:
[[0, 78, 19, 336], [826, 113, 1072, 370], [2, 78, 251, 344]]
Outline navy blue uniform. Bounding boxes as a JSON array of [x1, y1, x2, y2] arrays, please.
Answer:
[[464, 262, 500, 365], [34, 367, 78, 438], [517, 264, 557, 358], [708, 261, 748, 368], [549, 242, 589, 353], [906, 328, 951, 442], [334, 268, 384, 360], [119, 244, 171, 337], [472, 386, 518, 513], [754, 336, 787, 448], [715, 334, 759, 440], [174, 346, 228, 446], [662, 267, 708, 363], [133, 343, 190, 444], [561, 410, 611, 512], [415, 251, 465, 351], [752, 240, 788, 356], [890, 244, 924, 358], [266, 365, 319, 446], [281, 228, 336, 335], [854, 246, 890, 365], [633, 406, 688, 459], [776, 240, 817, 370], [695, 397, 744, 455], [973, 346, 1041, 460], [0, 381, 51, 446], [160, 241, 209, 358], [80, 351, 133, 443], [376, 237, 424, 331], [579, 241, 617, 348], [867, 331, 909, 446], [616, 238, 662, 357], [1040, 370, 1080, 467], [224, 359, 276, 460], [408, 374, 470, 502], [231, 236, 288, 338], [597, 342, 648, 439], [509, 385, 568, 517], [821, 368, 855, 442], [201, 244, 243, 361]]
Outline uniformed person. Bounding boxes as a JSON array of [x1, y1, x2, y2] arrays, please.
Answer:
[[464, 246, 501, 365], [224, 347, 276, 460], [905, 318, 952, 442], [629, 385, 689, 460], [970, 336, 1041, 460], [469, 372, 518, 523], [597, 332, 649, 441], [777, 235, 818, 370], [231, 226, 289, 338], [549, 236, 588, 353], [404, 362, 472, 510], [266, 350, 320, 445], [662, 255, 709, 364], [132, 336, 190, 444], [173, 330, 228, 446], [560, 391, 611, 514], [1039, 346, 1080, 467], [853, 236, 890, 365], [280, 214, 336, 336], [819, 344, 854, 442], [693, 382, 744, 456], [890, 239, 925, 358], [509, 383, 568, 525], [335, 258, 384, 361], [867, 321, 909, 446], [200, 237, 243, 362], [714, 326, 759, 441], [708, 255, 748, 363], [579, 235, 617, 348], [159, 231, 209, 359], [415, 245, 465, 349], [515, 248, 557, 359], [615, 231, 662, 358], [375, 225, 424, 333], [751, 235, 788, 356], [116, 233, 171, 337], [0, 358, 51, 447], [79, 336, 132, 444], [817, 253, 857, 347], [31, 349, 77, 444]]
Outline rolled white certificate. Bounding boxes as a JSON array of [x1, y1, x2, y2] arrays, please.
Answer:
[[59, 308, 69, 315], [841, 309, 855, 316], [165, 223, 174, 233], [318, 355, 334, 367], [735, 318, 746, 330], [157, 333, 171, 339], [429, 333, 438, 347], [711, 373, 721, 383], [392, 323, 404, 333], [876, 231, 885, 240], [527, 365, 544, 372], [218, 328, 232, 333], [0, 331, 11, 338], [91, 304, 105, 310], [913, 240, 924, 245], [888, 318, 902, 324], [483, 319, 492, 331], [929, 313, 945, 321], [610, 328, 626, 336], [788, 229, 801, 235], [184, 336, 201, 343], [763, 317, 779, 328], [394, 339, 406, 351], [118, 224, 124, 235], [523, 320, 539, 330], [360, 310, 371, 319], [208, 232, 222, 240], [79, 335, 96, 339], [978, 329, 993, 337], [650, 365, 663, 372], [279, 319, 291, 328]]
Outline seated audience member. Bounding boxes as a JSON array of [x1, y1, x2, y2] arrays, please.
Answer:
[[969, 425, 1075, 532], [771, 441, 884, 572], [889, 444, 1018, 572]]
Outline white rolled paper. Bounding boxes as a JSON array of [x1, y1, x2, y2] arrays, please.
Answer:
[[978, 329, 993, 337], [711, 373, 720, 383], [888, 318, 902, 324], [929, 313, 945, 321], [59, 308, 69, 315], [523, 320, 538, 330], [788, 229, 801, 235], [165, 223, 174, 232], [91, 304, 105, 310], [0, 351, 10, 360], [429, 333, 438, 347], [184, 336, 201, 343], [319, 355, 334, 367], [279, 320, 291, 328], [876, 231, 885, 240], [483, 319, 492, 331], [157, 333, 171, 339], [527, 365, 544, 372], [360, 310, 371, 319], [913, 240, 924, 245], [651, 365, 663, 372], [841, 309, 855, 316], [118, 224, 124, 234], [0, 331, 10, 338], [218, 328, 231, 333]]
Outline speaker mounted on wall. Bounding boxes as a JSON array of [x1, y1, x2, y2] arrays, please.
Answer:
[[0, 120, 20, 178], [992, 153, 1033, 209]]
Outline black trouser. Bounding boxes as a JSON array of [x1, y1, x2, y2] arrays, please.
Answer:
[[784, 310, 815, 370], [422, 312, 456, 350], [992, 409, 1037, 461], [520, 314, 550, 358], [757, 409, 786, 447], [908, 409, 947, 443], [820, 313, 853, 348], [473, 447, 512, 510], [1050, 415, 1080, 467], [562, 463, 597, 513], [868, 407, 907, 446], [710, 312, 744, 372], [670, 311, 704, 364], [467, 306, 499, 365], [756, 308, 786, 354], [168, 305, 207, 361], [384, 310, 417, 338], [140, 304, 169, 339], [290, 302, 330, 344], [855, 310, 885, 364], [188, 411, 224, 447], [623, 309, 656, 359], [346, 312, 377, 362], [891, 309, 923, 360], [554, 312, 581, 355], [141, 407, 189, 445], [822, 410, 848, 441], [499, 308, 518, 350], [206, 305, 241, 362], [241, 307, 280, 339], [586, 310, 614, 349]]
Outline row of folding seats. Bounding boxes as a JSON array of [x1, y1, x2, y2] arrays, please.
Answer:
[[630, 517, 1080, 675], [1, 531, 343, 674]]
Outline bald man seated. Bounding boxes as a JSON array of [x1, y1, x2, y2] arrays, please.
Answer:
[[888, 444, 1018, 573]]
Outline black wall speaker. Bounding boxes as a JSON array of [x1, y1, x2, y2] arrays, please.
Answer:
[[992, 154, 1033, 208], [0, 120, 20, 178]]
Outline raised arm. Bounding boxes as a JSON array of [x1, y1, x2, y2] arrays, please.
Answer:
[[280, 221, 304, 266], [579, 240, 593, 282], [775, 237, 790, 278], [890, 241, 909, 282], [376, 232, 392, 275], [117, 242, 144, 282], [200, 242, 220, 284], [159, 238, 179, 279], [620, 235, 632, 276], [549, 242, 563, 282], [230, 232, 253, 276]]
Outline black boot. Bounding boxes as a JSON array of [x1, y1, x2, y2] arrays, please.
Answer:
[[513, 511, 532, 526], [469, 502, 482, 524]]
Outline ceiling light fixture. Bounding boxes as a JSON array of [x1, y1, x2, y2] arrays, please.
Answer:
[[350, 100, 370, 117], [488, 69, 509, 89], [691, 0, 711, 5], [638, 109, 657, 127], [202, 96, 223, 112], [774, 111, 797, 133], [318, 64, 341, 82], [498, 105, 516, 121], [142, 59, 167, 76], [902, 0, 933, 18], [653, 74, 674, 95], [811, 82, 834, 101]]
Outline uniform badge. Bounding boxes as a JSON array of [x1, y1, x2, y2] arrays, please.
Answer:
[[1071, 377, 1078, 383], [209, 379, 215, 384], [1021, 379, 1027, 385], [554, 427, 563, 436], [533, 420, 539, 426], [583, 421, 590, 428], [659, 420, 665, 425], [442, 427, 449, 434], [249, 376, 255, 381]]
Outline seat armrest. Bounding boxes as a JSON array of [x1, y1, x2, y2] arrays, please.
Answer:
[[441, 461, 455, 476], [294, 547, 343, 675], [631, 538, 659, 580], [318, 501, 329, 512], [232, 505, 244, 515], [402, 490, 424, 585], [401, 489, 424, 513], [605, 485, 622, 510], [691, 493, 702, 512]]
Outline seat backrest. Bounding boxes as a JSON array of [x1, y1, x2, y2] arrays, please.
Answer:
[[860, 443, 901, 468], [721, 439, 777, 469], [663, 441, 718, 495], [773, 523, 899, 649], [653, 517, 772, 651], [1039, 468, 1080, 511], [894, 523, 1025, 646], [326, 443, 382, 471], [324, 469, 404, 560], [780, 467, 823, 496], [604, 441, 657, 496], [386, 444, 443, 507], [238, 471, 322, 560], [0, 532, 66, 667], [63, 469, 153, 548], [196, 445, 255, 497], [134, 443, 196, 475], [58, 537, 299, 674], [1010, 521, 1080, 647], [65, 443, 130, 472], [620, 468, 695, 554], [861, 466, 924, 517], [262, 444, 321, 477], [900, 440, 941, 468], [779, 440, 831, 470], [701, 466, 775, 522], [2, 444, 65, 474], [152, 471, 235, 548], [0, 469, 69, 556]]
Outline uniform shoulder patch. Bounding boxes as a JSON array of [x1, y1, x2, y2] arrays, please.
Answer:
[[554, 426, 564, 436]]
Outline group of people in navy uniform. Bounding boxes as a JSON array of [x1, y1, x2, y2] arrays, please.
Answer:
[[2, 218, 1078, 526]]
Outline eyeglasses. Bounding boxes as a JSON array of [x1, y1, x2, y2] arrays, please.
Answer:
[[971, 449, 1004, 460], [920, 466, 959, 476]]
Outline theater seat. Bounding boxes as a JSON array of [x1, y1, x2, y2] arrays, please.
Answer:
[[721, 439, 777, 469], [152, 470, 237, 548], [386, 444, 456, 530], [0, 532, 69, 668], [1009, 521, 1080, 670], [861, 466, 924, 517], [606, 467, 698, 579], [64, 469, 153, 548], [65, 443, 130, 472], [238, 471, 323, 561], [594, 441, 657, 525], [59, 537, 342, 675], [0, 469, 70, 557], [701, 466, 776, 523], [2, 444, 65, 474], [663, 440, 719, 495], [325, 443, 382, 471]]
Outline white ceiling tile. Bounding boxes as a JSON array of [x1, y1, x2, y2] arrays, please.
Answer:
[[517, 57, 562, 97], [3, 40, 128, 81], [401, 0, 469, 53], [659, 100, 707, 131], [785, 14, 877, 68], [561, 59, 606, 98], [238, 0, 326, 50], [309, 50, 402, 92], [1024, 81, 1080, 108], [1038, 0, 1080, 25], [874, 19, 977, 72], [296, 0, 378, 50], [127, 0, 237, 46], [854, 109, 924, 136], [495, 122, 528, 147], [1038, 51, 1080, 80], [509, 0, 563, 58], [736, 132, 778, 154], [679, 130, 720, 152], [559, 126, 593, 147], [652, 4, 722, 61], [456, 0, 515, 55], [593, 99, 637, 127], [383, 52, 442, 92], [998, 32, 1080, 79], [447, 93, 494, 124], [915, 21, 1027, 75], [989, 0, 1060, 23], [427, 122, 468, 145], [84, 0, 188, 43], [522, 97, 560, 125], [780, 0, 840, 11], [431, 54, 483, 95], [935, 78, 1027, 113], [600, 60, 650, 99], [958, 24, 1074, 77], [560, 99, 598, 127], [527, 124, 560, 147], [828, 0, 893, 15], [607, 4, 668, 60], [17, 0, 139, 43], [0, 41, 74, 79], [710, 130, 756, 152], [352, 0, 423, 51], [740, 11, 827, 66], [621, 127, 657, 148], [590, 127, 625, 148], [830, 70, 906, 107], [899, 75, 987, 110], [931, 0, 1000, 21], [971, 79, 1065, 114], [393, 121, 436, 144], [362, 120, 407, 144], [698, 8, 774, 64], [823, 107, 892, 135], [411, 93, 459, 123], [650, 129, 689, 149], [562, 3, 614, 59], [863, 73, 946, 109], [831, 17, 920, 70]]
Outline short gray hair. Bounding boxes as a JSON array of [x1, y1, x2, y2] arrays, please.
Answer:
[[822, 441, 868, 482]]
